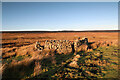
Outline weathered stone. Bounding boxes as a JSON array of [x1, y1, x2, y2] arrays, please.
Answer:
[[36, 37, 89, 54], [69, 61, 79, 68], [35, 41, 44, 51], [72, 58, 79, 61], [74, 54, 80, 58]]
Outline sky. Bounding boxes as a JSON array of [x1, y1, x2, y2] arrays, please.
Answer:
[[2, 2, 118, 31]]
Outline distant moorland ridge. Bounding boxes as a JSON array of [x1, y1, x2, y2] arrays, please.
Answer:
[[1, 30, 120, 33]]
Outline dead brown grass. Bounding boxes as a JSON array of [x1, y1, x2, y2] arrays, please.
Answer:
[[1, 32, 119, 79]]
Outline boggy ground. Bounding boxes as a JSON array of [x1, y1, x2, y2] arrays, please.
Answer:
[[1, 32, 119, 79]]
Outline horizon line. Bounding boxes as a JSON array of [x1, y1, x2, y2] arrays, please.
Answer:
[[1, 29, 120, 32], [1, 28, 119, 31]]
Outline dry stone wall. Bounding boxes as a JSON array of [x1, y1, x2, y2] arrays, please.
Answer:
[[35, 37, 89, 54], [44, 40, 73, 54]]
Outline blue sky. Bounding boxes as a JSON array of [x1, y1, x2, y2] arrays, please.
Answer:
[[2, 2, 118, 31]]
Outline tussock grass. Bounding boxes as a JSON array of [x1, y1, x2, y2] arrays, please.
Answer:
[[2, 46, 119, 79]]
